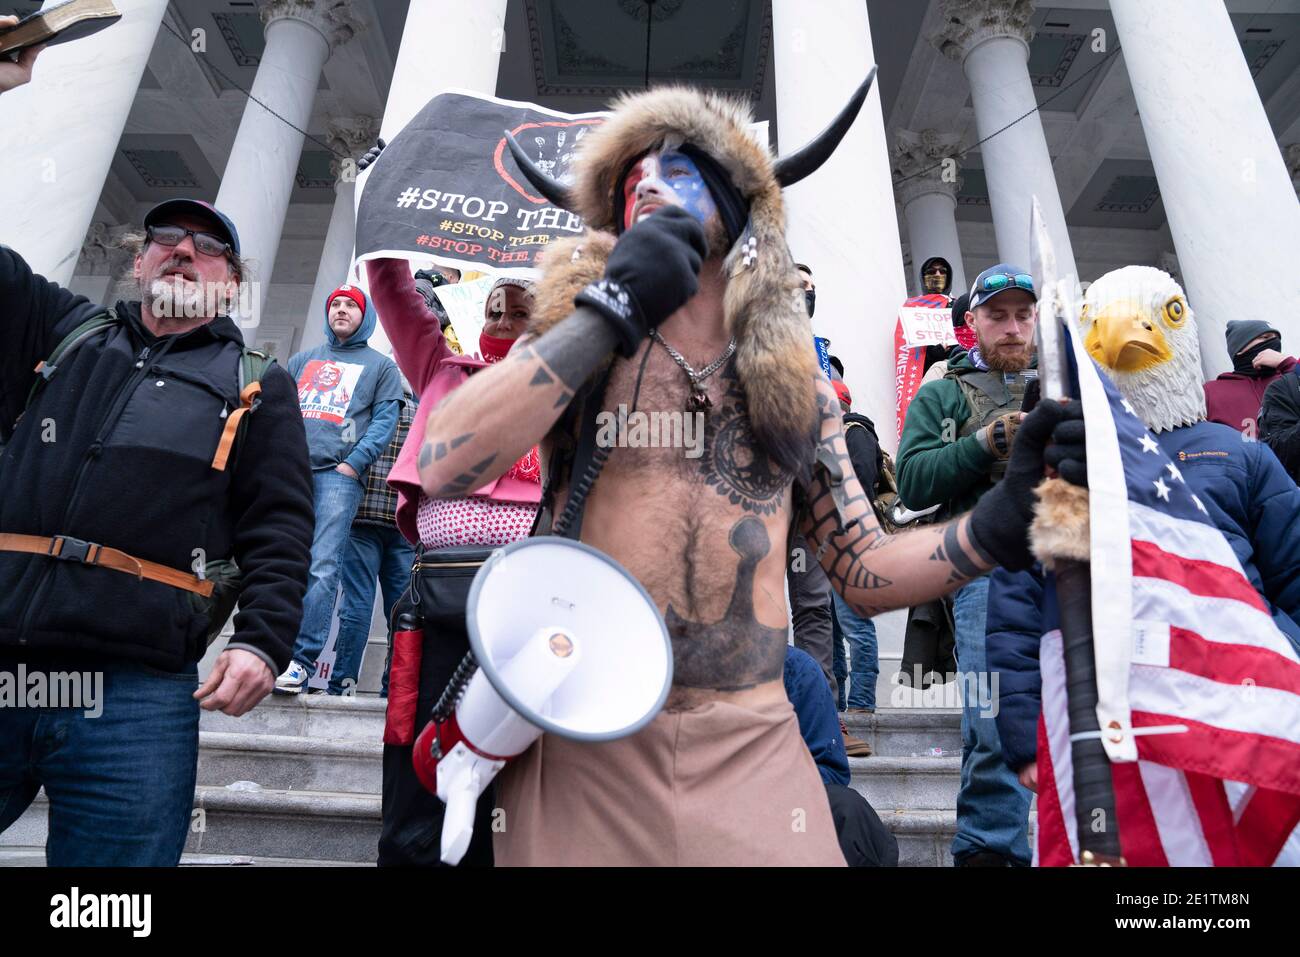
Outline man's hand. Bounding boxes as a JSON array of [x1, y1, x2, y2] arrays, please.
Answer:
[[0, 17, 44, 93], [979, 411, 1024, 460], [356, 138, 385, 171], [194, 648, 275, 716], [1253, 348, 1285, 371], [1018, 763, 1038, 792], [968, 399, 1086, 571], [573, 205, 706, 357], [336, 462, 359, 480]]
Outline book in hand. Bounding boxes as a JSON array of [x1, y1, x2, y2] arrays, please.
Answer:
[[0, 0, 122, 57]]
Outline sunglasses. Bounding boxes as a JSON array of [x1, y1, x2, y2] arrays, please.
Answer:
[[978, 273, 1035, 294], [146, 224, 233, 259]]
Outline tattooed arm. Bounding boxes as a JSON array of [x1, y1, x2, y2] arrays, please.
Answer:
[[416, 307, 618, 497], [800, 375, 996, 618]]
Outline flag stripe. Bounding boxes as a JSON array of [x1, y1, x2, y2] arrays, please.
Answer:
[[1132, 578, 1300, 663], [1037, 631, 1079, 866], [1234, 788, 1300, 867], [1132, 710, 1300, 796], [1112, 762, 1169, 866], [1035, 713, 1076, 867], [1184, 774, 1241, 866], [1137, 762, 1213, 866], [1169, 626, 1300, 697], [1132, 539, 1268, 613], [1129, 668, 1300, 748], [1128, 501, 1243, 571]]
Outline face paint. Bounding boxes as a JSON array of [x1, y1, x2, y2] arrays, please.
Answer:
[[621, 148, 718, 231]]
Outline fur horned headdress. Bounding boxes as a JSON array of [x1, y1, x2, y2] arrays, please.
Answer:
[[506, 69, 877, 479]]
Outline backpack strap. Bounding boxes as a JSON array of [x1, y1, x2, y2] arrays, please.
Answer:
[[211, 348, 274, 472], [25, 309, 122, 412]]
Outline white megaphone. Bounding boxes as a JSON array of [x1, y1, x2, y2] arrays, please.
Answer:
[[412, 537, 672, 864]]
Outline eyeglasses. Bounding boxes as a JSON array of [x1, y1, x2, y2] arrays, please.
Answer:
[[978, 273, 1035, 294], [146, 224, 233, 259]]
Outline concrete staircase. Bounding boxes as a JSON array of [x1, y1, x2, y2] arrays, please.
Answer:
[[2, 692, 968, 867]]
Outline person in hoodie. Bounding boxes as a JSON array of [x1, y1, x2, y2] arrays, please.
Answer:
[[276, 284, 403, 693], [1204, 320, 1296, 437]]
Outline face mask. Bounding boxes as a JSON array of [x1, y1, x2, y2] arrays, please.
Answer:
[[479, 331, 516, 364], [1233, 337, 1281, 375], [805, 289, 816, 318]]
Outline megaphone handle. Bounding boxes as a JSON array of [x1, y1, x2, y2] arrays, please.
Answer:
[[440, 766, 484, 866]]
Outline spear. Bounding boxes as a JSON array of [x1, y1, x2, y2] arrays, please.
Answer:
[[1029, 198, 1122, 865]]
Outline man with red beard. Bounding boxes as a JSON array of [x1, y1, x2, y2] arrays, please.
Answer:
[[895, 263, 1038, 867]]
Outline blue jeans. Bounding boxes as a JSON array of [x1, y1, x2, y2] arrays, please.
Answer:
[[0, 658, 199, 865], [291, 468, 365, 672], [330, 523, 416, 695], [832, 591, 878, 710], [832, 628, 848, 711], [951, 576, 1032, 865]]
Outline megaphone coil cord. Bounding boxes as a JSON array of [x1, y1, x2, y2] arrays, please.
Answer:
[[431, 651, 479, 725]]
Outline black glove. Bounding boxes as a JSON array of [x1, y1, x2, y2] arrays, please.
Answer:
[[573, 205, 706, 357], [969, 399, 1086, 571], [357, 138, 386, 171]]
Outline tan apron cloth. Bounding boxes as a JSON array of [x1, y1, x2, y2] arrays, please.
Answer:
[[493, 687, 846, 866]]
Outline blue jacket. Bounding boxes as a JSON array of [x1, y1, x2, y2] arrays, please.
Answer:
[[987, 419, 1300, 771], [286, 294, 402, 476], [783, 646, 850, 786]]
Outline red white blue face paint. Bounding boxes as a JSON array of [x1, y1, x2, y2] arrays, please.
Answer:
[[621, 148, 718, 231]]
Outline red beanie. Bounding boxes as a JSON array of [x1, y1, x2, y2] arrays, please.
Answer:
[[833, 379, 852, 409], [328, 284, 366, 314]]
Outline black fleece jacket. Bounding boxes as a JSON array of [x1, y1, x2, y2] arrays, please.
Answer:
[[0, 245, 313, 674]]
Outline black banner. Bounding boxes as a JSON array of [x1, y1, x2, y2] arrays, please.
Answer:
[[355, 91, 605, 273]]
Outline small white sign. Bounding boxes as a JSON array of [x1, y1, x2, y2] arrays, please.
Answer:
[[1132, 619, 1171, 667], [898, 306, 957, 348], [433, 277, 495, 357]]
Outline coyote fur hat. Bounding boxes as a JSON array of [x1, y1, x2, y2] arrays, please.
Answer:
[[506, 69, 877, 479]]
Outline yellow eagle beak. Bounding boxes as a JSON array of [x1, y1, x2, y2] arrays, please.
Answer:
[[1084, 301, 1172, 373]]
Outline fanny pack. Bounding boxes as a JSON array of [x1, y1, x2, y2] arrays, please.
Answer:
[[410, 545, 496, 630]]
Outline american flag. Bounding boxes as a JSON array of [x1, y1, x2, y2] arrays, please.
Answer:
[[1035, 319, 1300, 867]]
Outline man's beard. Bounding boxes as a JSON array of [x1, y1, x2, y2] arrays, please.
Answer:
[[704, 214, 730, 260], [980, 334, 1033, 372], [144, 275, 231, 323]]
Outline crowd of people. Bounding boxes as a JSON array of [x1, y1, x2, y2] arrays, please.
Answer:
[[4, 31, 1289, 868]]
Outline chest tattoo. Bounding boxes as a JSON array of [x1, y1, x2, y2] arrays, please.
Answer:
[[697, 371, 788, 516]]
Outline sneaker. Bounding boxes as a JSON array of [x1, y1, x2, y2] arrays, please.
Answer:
[[274, 661, 308, 694], [840, 718, 873, 758], [955, 851, 1017, 867]]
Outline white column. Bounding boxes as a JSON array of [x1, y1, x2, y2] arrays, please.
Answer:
[[935, 0, 1076, 279], [0, 0, 168, 285], [772, 0, 907, 454], [215, 0, 358, 325], [300, 116, 379, 353], [377, 0, 509, 144], [1111, 0, 1300, 379], [893, 129, 968, 296]]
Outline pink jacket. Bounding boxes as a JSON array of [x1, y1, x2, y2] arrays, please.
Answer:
[[365, 258, 541, 546]]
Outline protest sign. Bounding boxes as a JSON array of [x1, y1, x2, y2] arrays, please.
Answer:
[[355, 90, 604, 275]]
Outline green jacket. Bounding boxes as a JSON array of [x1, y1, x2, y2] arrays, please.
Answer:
[[896, 349, 996, 517]]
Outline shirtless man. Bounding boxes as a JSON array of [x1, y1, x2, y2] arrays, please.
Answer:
[[405, 85, 1083, 864]]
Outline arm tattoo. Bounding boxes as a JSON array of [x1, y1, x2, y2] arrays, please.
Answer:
[[432, 453, 499, 497], [531, 307, 619, 392], [930, 517, 996, 584]]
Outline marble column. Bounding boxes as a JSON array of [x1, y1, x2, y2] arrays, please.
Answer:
[[214, 0, 359, 326], [935, 0, 1076, 279], [1111, 0, 1300, 379], [376, 0, 509, 145], [1287, 144, 1300, 198], [771, 0, 908, 454], [299, 116, 379, 353], [0, 0, 169, 286], [893, 129, 968, 297]]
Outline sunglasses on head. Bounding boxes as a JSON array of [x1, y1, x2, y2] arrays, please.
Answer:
[[146, 224, 233, 259], [978, 273, 1035, 294]]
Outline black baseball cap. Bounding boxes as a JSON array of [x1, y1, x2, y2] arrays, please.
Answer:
[[143, 199, 241, 257]]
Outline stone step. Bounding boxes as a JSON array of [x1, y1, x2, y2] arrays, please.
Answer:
[[849, 755, 961, 812], [8, 786, 382, 864], [887, 810, 957, 867], [199, 691, 387, 741], [197, 731, 381, 795], [841, 707, 962, 757]]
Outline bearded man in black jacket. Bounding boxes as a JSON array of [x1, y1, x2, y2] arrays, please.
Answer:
[[0, 44, 313, 866]]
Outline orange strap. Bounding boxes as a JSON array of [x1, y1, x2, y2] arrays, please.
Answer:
[[0, 533, 214, 597], [211, 381, 262, 472]]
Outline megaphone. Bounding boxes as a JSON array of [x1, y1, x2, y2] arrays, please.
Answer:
[[412, 536, 673, 864]]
